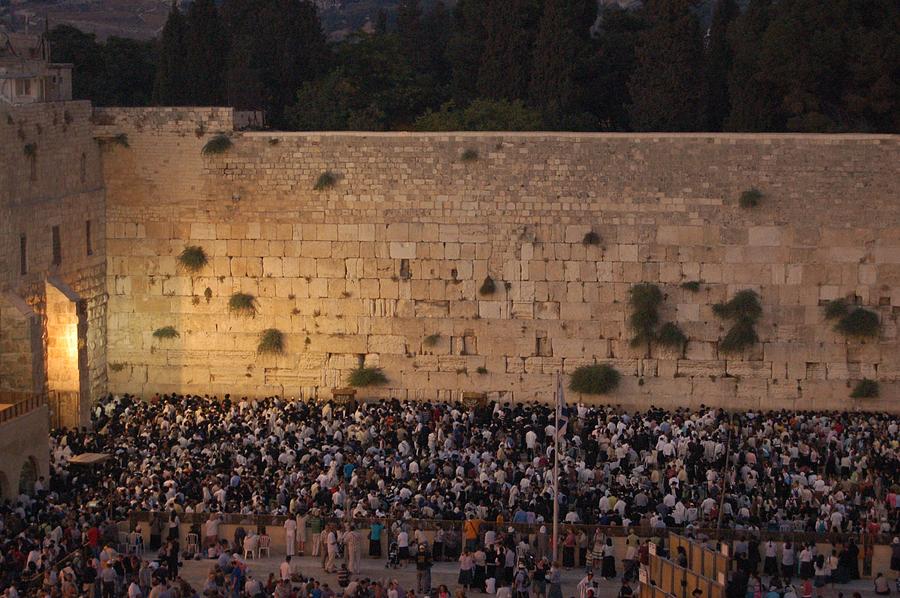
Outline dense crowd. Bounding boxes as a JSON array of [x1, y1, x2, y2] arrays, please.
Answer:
[[1, 393, 899, 597]]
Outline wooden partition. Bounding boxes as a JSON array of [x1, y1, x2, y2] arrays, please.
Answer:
[[645, 553, 725, 598], [668, 532, 730, 583]]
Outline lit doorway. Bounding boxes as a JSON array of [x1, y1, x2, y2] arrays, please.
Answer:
[[45, 278, 87, 429]]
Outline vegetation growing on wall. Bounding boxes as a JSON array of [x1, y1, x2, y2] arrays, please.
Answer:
[[825, 299, 880, 339], [314, 171, 338, 190], [424, 333, 441, 347], [479, 276, 497, 296], [739, 188, 763, 208], [177, 246, 208, 272], [152, 326, 179, 339], [96, 133, 129, 149], [228, 293, 257, 317], [257, 328, 285, 354], [348, 366, 387, 387], [460, 148, 479, 162], [850, 378, 879, 398], [201, 134, 232, 155], [680, 281, 701, 292], [23, 143, 37, 157], [569, 364, 621, 395], [657, 322, 687, 350], [628, 283, 663, 348], [582, 231, 601, 245], [713, 289, 762, 353]]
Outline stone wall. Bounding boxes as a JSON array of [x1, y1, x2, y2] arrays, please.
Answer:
[[95, 110, 900, 410], [0, 101, 107, 411], [0, 397, 50, 500]]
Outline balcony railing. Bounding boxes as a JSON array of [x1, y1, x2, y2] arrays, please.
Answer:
[[0, 392, 45, 424]]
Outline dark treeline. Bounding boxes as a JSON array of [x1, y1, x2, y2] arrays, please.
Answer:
[[48, 0, 899, 132]]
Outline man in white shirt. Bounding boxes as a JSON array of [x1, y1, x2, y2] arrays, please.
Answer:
[[284, 516, 297, 556], [205, 513, 221, 548], [325, 525, 338, 572], [279, 555, 294, 581]]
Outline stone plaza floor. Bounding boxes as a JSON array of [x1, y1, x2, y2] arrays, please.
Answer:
[[175, 553, 882, 598]]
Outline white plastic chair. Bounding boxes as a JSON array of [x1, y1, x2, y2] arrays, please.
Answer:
[[258, 534, 271, 558]]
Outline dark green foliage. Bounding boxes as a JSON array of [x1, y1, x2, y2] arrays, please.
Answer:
[[460, 148, 479, 162], [588, 8, 648, 131], [228, 293, 257, 317], [823, 298, 849, 321], [529, 0, 597, 125], [739, 188, 763, 208], [47, 26, 156, 107], [569, 364, 621, 395], [152, 326, 180, 340], [714, 289, 762, 353], [479, 276, 497, 296], [629, 309, 660, 348], [705, 0, 739, 131], [476, 0, 539, 102], [204, 287, 213, 303], [202, 135, 232, 155], [850, 378, 879, 399], [680, 280, 701, 293], [109, 362, 126, 372], [628, 0, 706, 131], [414, 99, 542, 131], [314, 171, 338, 191], [424, 333, 441, 347], [628, 283, 664, 348], [185, 0, 228, 105], [476, 366, 488, 374], [154, 3, 190, 105], [97, 133, 129, 149], [23, 143, 37, 157], [257, 328, 285, 354], [347, 366, 388, 387], [657, 322, 687, 349], [719, 318, 759, 353], [222, 0, 329, 126], [582, 231, 601, 245], [177, 246, 208, 272], [835, 307, 880, 339], [713, 289, 763, 321]]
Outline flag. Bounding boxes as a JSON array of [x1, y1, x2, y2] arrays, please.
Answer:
[[556, 373, 568, 440]]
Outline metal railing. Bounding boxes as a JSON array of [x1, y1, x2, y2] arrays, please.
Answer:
[[0, 392, 45, 424]]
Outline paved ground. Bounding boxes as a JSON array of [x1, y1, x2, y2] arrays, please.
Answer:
[[173, 553, 881, 598]]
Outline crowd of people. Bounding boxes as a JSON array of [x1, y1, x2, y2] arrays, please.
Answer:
[[1, 392, 899, 597]]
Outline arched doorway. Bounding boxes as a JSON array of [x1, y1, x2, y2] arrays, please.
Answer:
[[18, 457, 37, 496]]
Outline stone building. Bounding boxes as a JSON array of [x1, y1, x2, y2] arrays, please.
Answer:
[[0, 30, 72, 105], [1, 101, 899, 434]]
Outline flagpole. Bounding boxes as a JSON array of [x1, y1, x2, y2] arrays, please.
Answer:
[[551, 371, 560, 564]]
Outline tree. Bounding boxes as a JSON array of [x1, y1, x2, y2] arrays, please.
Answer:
[[704, 0, 738, 130], [222, 0, 329, 125], [397, 0, 423, 70], [628, 0, 706, 131], [445, 0, 487, 105], [587, 8, 648, 130], [102, 37, 156, 106], [529, 0, 597, 126], [46, 25, 108, 103], [413, 98, 542, 131], [185, 0, 228, 105], [476, 0, 540, 102], [154, 3, 189, 105], [724, 0, 778, 131]]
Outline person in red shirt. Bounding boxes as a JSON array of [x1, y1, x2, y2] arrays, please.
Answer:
[[87, 525, 101, 555]]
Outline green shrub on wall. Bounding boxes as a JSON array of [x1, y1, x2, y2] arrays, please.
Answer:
[[152, 326, 179, 339], [628, 283, 662, 348], [424, 333, 441, 347], [348, 366, 387, 387], [228, 293, 257, 317], [569, 364, 621, 395], [314, 171, 338, 191], [479, 276, 497, 296], [657, 322, 687, 350], [836, 308, 879, 338], [177, 246, 208, 273], [713, 289, 762, 353], [850, 379, 879, 399], [257, 328, 285, 354], [680, 281, 701, 293], [582, 231, 601, 245], [202, 134, 232, 155], [460, 148, 479, 162], [739, 188, 763, 208]]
